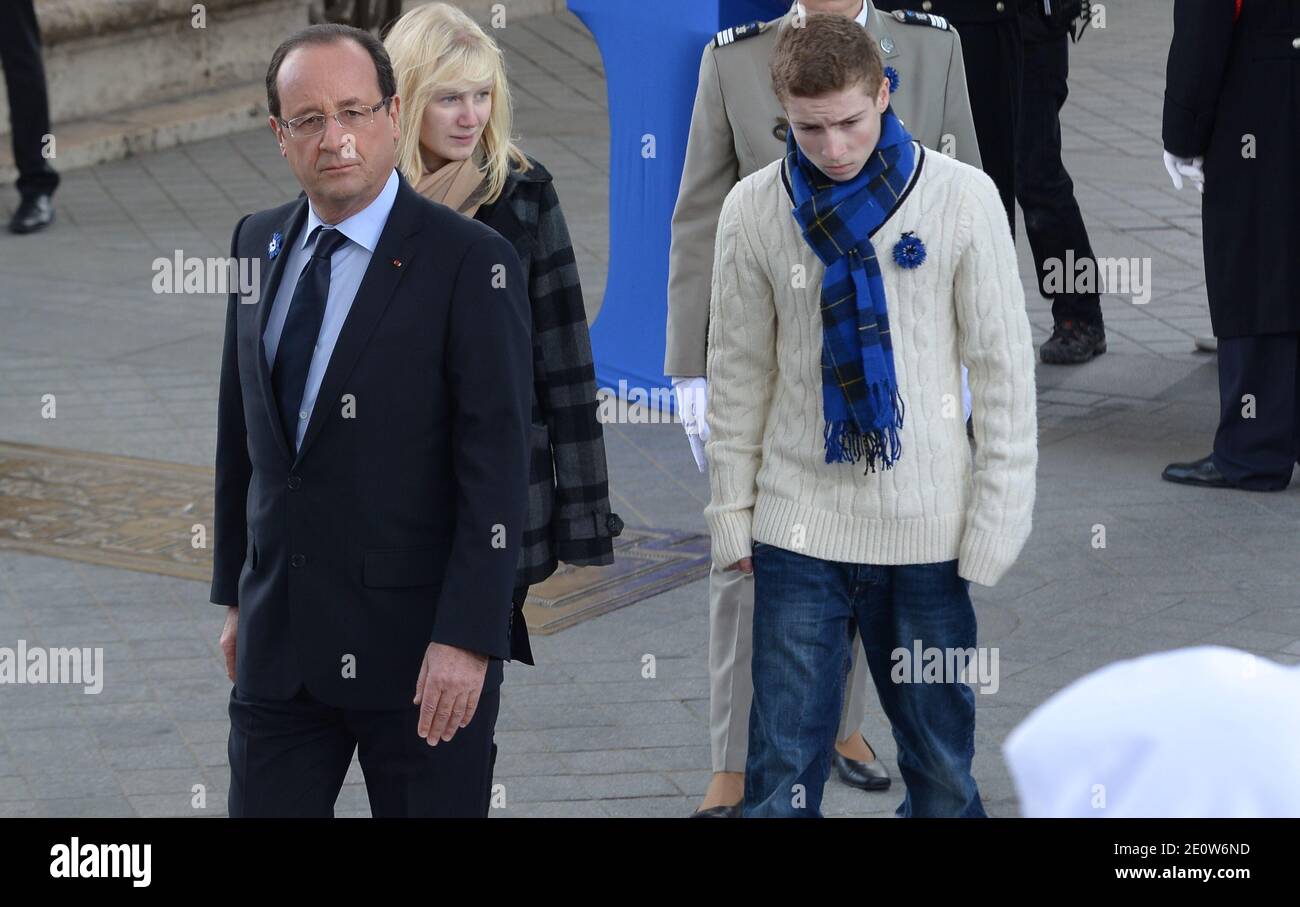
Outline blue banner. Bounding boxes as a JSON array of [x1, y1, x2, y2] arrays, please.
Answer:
[[567, 0, 791, 408]]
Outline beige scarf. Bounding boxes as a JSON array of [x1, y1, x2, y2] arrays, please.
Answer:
[[414, 155, 488, 219]]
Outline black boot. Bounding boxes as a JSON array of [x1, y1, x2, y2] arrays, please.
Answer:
[[1040, 318, 1106, 365]]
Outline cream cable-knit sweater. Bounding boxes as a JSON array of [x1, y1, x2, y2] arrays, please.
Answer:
[[704, 144, 1037, 587]]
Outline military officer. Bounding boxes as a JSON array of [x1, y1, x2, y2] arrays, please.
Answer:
[[1161, 0, 1300, 491], [665, 0, 981, 818], [879, 0, 1023, 232]]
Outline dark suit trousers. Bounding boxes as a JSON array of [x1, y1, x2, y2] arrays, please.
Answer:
[[1213, 333, 1300, 491], [227, 658, 503, 817], [0, 0, 59, 198]]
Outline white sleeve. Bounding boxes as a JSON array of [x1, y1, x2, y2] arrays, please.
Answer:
[[952, 171, 1038, 586], [703, 182, 778, 570]]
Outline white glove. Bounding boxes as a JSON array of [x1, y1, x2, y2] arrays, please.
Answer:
[[1163, 150, 1205, 193], [672, 376, 708, 472], [685, 433, 707, 473]]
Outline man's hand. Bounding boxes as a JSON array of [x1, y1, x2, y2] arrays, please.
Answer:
[[413, 642, 489, 746], [672, 376, 709, 472], [1162, 150, 1205, 193], [219, 606, 238, 682], [727, 557, 753, 575]]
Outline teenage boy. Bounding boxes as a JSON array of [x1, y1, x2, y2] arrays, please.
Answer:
[[705, 13, 1037, 818]]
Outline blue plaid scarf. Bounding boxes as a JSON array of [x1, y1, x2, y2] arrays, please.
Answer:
[[785, 109, 916, 473]]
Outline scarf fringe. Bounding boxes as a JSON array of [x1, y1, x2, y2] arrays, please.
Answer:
[[824, 384, 906, 474]]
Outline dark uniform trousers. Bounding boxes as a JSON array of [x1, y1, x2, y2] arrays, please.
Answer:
[[1015, 27, 1102, 325], [1159, 1, 1300, 491], [955, 15, 1021, 233], [227, 658, 503, 817], [1213, 333, 1300, 491], [0, 0, 60, 199]]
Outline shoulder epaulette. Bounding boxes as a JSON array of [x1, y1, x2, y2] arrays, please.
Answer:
[[891, 9, 950, 30], [713, 20, 767, 49]]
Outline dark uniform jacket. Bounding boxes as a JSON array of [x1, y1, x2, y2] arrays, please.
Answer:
[[1163, 0, 1300, 338]]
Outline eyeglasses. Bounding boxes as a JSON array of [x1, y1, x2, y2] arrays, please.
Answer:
[[280, 97, 392, 138]]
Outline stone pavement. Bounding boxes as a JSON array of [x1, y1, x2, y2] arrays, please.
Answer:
[[0, 1, 1297, 818]]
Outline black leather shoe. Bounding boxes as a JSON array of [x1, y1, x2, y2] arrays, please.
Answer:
[[1040, 318, 1106, 365], [1161, 455, 1232, 488], [690, 803, 742, 818], [833, 751, 891, 791], [9, 194, 54, 234]]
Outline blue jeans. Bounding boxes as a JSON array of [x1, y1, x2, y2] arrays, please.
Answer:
[[744, 543, 986, 818]]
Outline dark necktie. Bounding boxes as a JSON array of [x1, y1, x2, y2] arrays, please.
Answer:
[[271, 225, 350, 448]]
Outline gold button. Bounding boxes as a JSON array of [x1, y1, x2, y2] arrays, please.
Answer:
[[922, 0, 932, 9]]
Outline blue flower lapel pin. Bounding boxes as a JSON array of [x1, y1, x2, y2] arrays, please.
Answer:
[[267, 232, 283, 261], [884, 65, 900, 94], [893, 231, 926, 269]]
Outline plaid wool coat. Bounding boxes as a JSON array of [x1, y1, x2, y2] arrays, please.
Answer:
[[475, 156, 621, 592]]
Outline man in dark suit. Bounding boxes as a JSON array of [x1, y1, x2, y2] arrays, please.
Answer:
[[210, 24, 532, 817]]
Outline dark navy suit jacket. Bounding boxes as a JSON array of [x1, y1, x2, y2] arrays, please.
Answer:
[[209, 173, 532, 710]]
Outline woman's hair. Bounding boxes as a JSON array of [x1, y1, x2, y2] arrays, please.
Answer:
[[770, 12, 883, 103], [384, 2, 530, 204]]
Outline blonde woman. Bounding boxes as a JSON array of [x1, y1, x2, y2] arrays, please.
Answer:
[[385, 4, 621, 670]]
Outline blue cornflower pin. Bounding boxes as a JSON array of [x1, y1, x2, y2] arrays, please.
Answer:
[[267, 232, 283, 260], [893, 231, 926, 269], [884, 65, 900, 93]]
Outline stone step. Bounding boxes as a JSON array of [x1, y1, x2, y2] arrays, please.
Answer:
[[0, 0, 566, 185], [0, 81, 266, 185]]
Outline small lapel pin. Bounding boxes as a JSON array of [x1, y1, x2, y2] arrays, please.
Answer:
[[391, 258, 403, 268], [268, 232, 283, 260]]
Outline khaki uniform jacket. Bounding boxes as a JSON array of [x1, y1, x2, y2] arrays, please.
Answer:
[[664, 2, 982, 377]]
